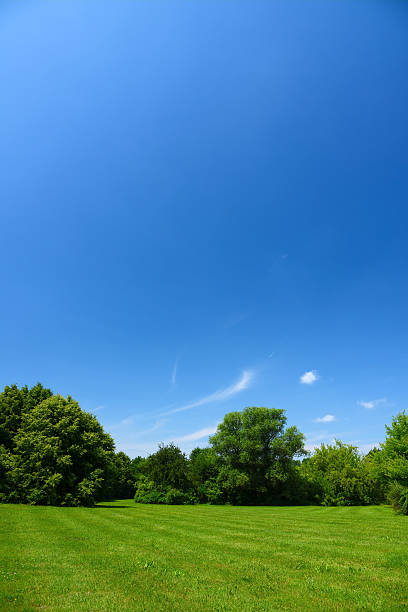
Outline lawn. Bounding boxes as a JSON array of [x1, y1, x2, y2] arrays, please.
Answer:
[[0, 501, 407, 611]]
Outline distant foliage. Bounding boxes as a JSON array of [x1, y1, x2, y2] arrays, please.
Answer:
[[299, 440, 381, 506], [373, 412, 408, 514], [189, 447, 223, 504], [133, 407, 307, 506], [1, 383, 407, 513], [102, 452, 139, 500], [134, 443, 195, 504]]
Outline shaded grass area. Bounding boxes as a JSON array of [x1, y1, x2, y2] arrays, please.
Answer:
[[0, 500, 407, 611]]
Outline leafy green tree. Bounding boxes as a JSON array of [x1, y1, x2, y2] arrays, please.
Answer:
[[144, 443, 189, 490], [2, 395, 114, 506], [130, 456, 146, 480], [102, 451, 137, 500], [189, 447, 222, 503], [134, 444, 193, 504], [209, 407, 306, 504], [114, 451, 137, 498], [0, 383, 52, 449], [373, 412, 408, 514], [189, 447, 219, 485], [300, 440, 379, 506], [144, 444, 188, 491]]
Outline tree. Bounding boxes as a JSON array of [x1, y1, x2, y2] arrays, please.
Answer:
[[299, 440, 379, 506], [189, 447, 219, 485], [209, 407, 306, 504], [0, 383, 52, 449], [134, 444, 192, 504], [2, 394, 115, 506], [144, 443, 189, 490], [102, 451, 137, 500], [189, 447, 222, 503], [373, 412, 408, 514], [130, 456, 146, 480]]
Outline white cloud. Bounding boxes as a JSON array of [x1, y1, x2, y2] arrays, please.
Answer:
[[300, 370, 319, 385], [163, 369, 254, 416], [315, 414, 336, 423], [358, 398, 387, 410], [174, 425, 218, 443]]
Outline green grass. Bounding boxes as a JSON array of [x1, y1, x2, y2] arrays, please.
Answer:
[[0, 501, 407, 611]]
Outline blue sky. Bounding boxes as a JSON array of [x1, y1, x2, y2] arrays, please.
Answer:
[[1, 0, 407, 457]]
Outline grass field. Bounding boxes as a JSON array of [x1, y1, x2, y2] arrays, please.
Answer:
[[0, 500, 407, 611]]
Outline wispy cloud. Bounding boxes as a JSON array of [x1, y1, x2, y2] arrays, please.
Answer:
[[315, 414, 336, 423], [358, 398, 387, 410], [117, 417, 167, 433], [119, 415, 135, 426], [163, 369, 254, 416], [300, 370, 319, 385], [174, 425, 218, 443], [171, 358, 179, 388]]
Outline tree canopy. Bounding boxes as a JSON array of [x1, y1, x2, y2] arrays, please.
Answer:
[[1, 382, 407, 513], [299, 440, 381, 506], [373, 411, 408, 514], [2, 395, 115, 506], [209, 406, 306, 504], [0, 383, 52, 449], [0, 384, 130, 506]]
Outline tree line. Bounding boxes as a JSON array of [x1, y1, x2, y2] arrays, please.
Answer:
[[0, 383, 407, 514]]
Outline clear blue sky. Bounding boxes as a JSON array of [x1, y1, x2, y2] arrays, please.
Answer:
[[1, 0, 407, 457]]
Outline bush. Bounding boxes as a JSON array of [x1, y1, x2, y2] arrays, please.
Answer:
[[134, 477, 194, 505], [164, 488, 189, 505], [196, 479, 224, 504], [372, 412, 408, 514], [387, 482, 408, 515], [134, 476, 167, 504], [299, 441, 378, 506]]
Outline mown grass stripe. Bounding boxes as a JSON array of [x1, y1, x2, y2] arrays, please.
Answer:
[[1, 501, 407, 611]]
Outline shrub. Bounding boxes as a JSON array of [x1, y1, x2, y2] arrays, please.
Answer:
[[387, 482, 408, 515], [134, 477, 194, 505], [134, 476, 167, 504], [299, 441, 378, 506], [164, 488, 189, 505], [372, 412, 408, 514], [196, 479, 224, 504]]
